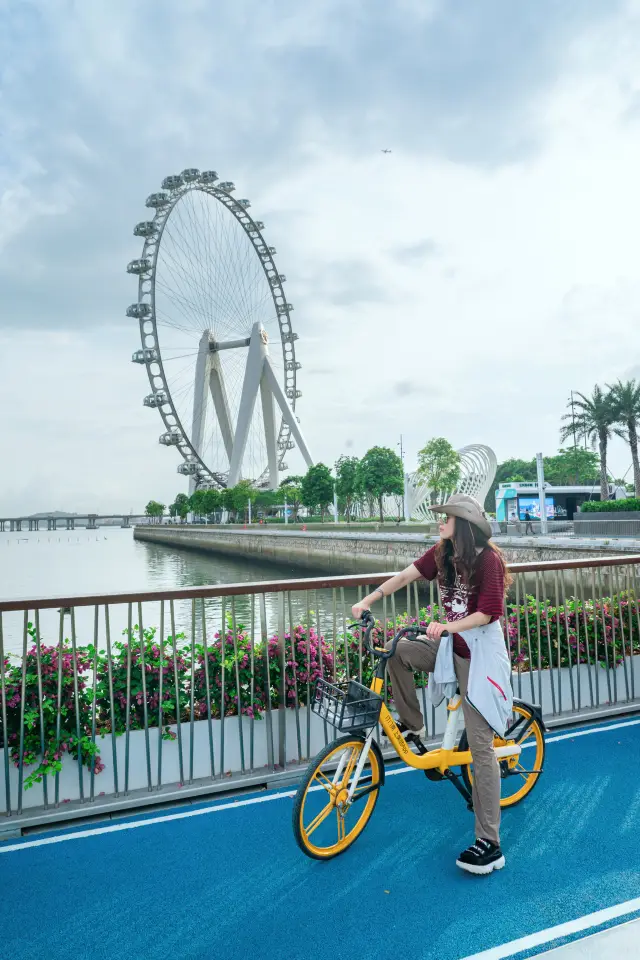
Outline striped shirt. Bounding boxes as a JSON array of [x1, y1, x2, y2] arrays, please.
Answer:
[[413, 545, 505, 659]]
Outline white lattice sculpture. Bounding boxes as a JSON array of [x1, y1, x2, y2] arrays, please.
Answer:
[[382, 443, 497, 521]]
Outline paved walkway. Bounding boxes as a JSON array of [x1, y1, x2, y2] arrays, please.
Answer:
[[1, 716, 639, 959]]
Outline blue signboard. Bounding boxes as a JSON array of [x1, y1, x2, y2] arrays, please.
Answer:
[[518, 495, 555, 520]]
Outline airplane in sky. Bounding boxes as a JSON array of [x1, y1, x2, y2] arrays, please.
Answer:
[[381, 149, 392, 154]]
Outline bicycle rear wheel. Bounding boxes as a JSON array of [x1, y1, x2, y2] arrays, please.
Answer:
[[292, 734, 382, 860], [458, 701, 545, 808]]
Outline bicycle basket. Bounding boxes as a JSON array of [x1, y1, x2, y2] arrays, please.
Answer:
[[312, 678, 383, 732]]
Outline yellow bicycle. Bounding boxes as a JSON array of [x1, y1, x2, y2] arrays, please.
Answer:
[[293, 611, 545, 860]]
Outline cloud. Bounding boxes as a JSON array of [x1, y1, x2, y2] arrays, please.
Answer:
[[1, 0, 640, 511], [388, 239, 440, 265], [299, 259, 390, 307], [394, 380, 417, 397]]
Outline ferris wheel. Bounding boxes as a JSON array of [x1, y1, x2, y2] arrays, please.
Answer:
[[127, 168, 313, 490]]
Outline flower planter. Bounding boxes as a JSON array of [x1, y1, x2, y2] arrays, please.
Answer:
[[3, 657, 640, 814], [512, 655, 640, 717]]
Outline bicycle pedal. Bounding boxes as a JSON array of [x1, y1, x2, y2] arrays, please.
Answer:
[[406, 733, 428, 756]]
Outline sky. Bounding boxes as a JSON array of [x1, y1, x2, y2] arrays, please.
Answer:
[[2, 0, 640, 514]]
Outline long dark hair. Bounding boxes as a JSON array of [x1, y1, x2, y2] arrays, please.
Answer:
[[434, 516, 512, 594]]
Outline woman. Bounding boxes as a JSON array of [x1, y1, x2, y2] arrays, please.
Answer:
[[351, 493, 512, 876]]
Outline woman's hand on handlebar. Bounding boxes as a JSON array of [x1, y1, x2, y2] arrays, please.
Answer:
[[425, 621, 451, 640], [351, 601, 371, 620]]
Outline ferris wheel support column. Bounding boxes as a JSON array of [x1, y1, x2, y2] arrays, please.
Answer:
[[228, 323, 272, 487], [228, 322, 313, 487], [260, 375, 279, 489], [209, 351, 234, 462], [190, 332, 212, 494], [262, 358, 313, 468]]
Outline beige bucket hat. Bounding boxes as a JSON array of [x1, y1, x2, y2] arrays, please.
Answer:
[[428, 493, 493, 539]]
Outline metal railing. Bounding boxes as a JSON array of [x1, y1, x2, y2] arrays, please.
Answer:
[[501, 520, 574, 536], [573, 518, 640, 538], [1, 555, 640, 830]]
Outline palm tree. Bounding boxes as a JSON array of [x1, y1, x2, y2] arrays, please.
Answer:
[[607, 379, 640, 496], [560, 386, 622, 502]]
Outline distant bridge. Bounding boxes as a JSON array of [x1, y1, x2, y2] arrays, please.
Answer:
[[0, 514, 148, 532]]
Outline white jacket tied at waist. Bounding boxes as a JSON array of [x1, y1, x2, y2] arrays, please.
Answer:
[[427, 620, 513, 737]]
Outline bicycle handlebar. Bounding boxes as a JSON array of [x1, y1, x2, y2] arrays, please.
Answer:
[[349, 610, 449, 661]]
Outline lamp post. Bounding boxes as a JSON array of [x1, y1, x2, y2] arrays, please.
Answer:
[[397, 434, 409, 522]]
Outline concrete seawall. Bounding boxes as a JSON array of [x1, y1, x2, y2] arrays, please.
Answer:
[[132, 526, 639, 574]]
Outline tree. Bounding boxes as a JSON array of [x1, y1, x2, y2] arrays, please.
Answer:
[[560, 386, 622, 501], [221, 486, 237, 520], [189, 489, 207, 519], [357, 446, 404, 523], [416, 438, 461, 503], [612, 478, 634, 493], [188, 489, 221, 522], [145, 500, 165, 523], [254, 489, 279, 518], [607, 379, 640, 496], [301, 464, 334, 521], [543, 448, 599, 486], [494, 458, 537, 483], [279, 480, 303, 520], [280, 475, 305, 487], [169, 493, 190, 520], [335, 456, 360, 522], [201, 488, 222, 519], [230, 480, 259, 522]]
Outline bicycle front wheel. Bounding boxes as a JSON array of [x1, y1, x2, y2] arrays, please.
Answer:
[[292, 734, 382, 860]]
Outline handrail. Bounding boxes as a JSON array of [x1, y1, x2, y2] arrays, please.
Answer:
[[1, 554, 639, 612]]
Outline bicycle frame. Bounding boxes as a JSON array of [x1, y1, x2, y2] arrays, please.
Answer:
[[371, 676, 521, 774], [337, 681, 523, 808]]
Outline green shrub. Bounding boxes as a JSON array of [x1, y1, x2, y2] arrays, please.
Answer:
[[580, 498, 640, 513]]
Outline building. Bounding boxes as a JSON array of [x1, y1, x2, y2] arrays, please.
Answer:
[[495, 481, 628, 522]]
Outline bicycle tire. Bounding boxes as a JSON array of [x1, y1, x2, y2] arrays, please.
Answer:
[[458, 701, 545, 808], [292, 734, 382, 860]]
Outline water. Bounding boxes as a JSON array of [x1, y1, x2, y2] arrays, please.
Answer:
[[0, 528, 369, 655]]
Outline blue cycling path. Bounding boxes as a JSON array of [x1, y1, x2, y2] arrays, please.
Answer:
[[1, 716, 639, 960]]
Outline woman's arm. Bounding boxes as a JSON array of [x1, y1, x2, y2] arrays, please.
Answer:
[[425, 611, 491, 639], [351, 563, 422, 617]]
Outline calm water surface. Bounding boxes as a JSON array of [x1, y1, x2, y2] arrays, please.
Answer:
[[0, 529, 378, 655]]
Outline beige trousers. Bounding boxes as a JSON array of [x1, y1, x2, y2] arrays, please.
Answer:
[[386, 636, 501, 845]]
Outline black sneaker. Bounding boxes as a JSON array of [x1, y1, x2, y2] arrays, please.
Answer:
[[456, 838, 505, 875]]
